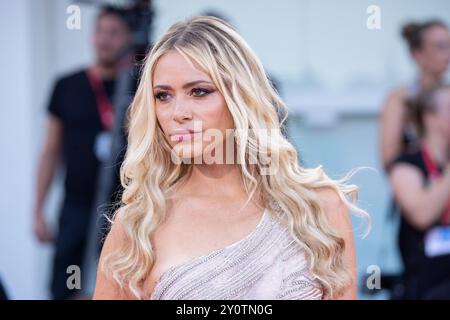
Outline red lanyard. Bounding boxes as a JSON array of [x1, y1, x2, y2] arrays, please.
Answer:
[[421, 146, 450, 225], [86, 66, 115, 131]]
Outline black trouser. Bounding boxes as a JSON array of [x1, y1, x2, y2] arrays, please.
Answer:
[[400, 270, 450, 300], [422, 278, 450, 299], [50, 202, 92, 300]]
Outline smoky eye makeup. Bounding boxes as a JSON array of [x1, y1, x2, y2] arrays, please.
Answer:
[[153, 82, 218, 102], [190, 87, 216, 97], [154, 90, 171, 101]]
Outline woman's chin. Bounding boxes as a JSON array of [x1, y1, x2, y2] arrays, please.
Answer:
[[172, 142, 204, 163]]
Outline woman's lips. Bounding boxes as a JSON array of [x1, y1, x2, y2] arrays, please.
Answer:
[[170, 129, 200, 142]]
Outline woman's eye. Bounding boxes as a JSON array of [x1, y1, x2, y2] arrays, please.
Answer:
[[155, 92, 170, 101], [191, 88, 214, 97]]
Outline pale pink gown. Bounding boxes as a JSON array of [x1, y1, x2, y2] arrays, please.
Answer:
[[149, 202, 324, 300]]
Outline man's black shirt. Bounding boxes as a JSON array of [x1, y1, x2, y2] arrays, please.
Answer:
[[47, 69, 115, 208]]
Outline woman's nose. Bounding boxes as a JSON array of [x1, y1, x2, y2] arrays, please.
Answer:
[[172, 98, 192, 123]]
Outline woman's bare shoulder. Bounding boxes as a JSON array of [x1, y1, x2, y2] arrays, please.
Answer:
[[314, 187, 348, 219], [383, 86, 409, 108]]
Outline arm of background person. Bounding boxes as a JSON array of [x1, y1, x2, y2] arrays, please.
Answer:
[[379, 88, 407, 171], [33, 115, 63, 243], [389, 162, 450, 231]]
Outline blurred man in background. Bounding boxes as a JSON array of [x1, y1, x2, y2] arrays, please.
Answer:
[[33, 6, 132, 299]]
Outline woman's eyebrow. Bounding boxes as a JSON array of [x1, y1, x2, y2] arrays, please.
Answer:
[[182, 80, 213, 89], [153, 80, 213, 90]]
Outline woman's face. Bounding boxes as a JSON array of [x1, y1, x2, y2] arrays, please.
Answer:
[[153, 50, 235, 162], [414, 26, 450, 76]]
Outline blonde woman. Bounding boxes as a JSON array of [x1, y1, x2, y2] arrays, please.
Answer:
[[93, 16, 369, 300]]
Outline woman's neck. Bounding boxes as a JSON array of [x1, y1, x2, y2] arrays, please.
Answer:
[[418, 70, 442, 90], [423, 132, 450, 166], [180, 163, 248, 200]]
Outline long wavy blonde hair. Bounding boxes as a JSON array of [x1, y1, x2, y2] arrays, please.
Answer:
[[102, 16, 370, 299]]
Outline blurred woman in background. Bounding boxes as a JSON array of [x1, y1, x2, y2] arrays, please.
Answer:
[[389, 84, 450, 299], [380, 20, 450, 171], [378, 20, 450, 299]]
